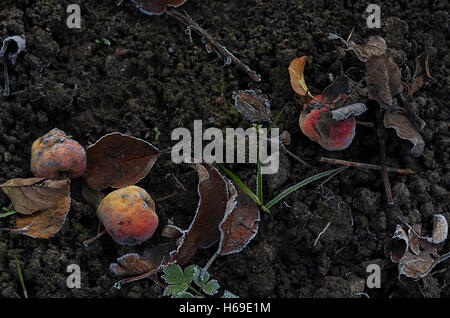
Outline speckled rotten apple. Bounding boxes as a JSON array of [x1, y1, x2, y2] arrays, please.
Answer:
[[97, 186, 159, 246]]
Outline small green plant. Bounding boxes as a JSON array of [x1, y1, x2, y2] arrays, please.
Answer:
[[153, 127, 161, 141], [0, 203, 17, 218], [161, 264, 238, 298], [15, 257, 28, 298]]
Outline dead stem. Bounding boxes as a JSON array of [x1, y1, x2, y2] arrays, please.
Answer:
[[83, 231, 106, 247], [166, 9, 261, 82], [280, 144, 311, 167], [319, 157, 417, 174], [377, 119, 394, 205], [155, 192, 178, 202], [1, 57, 10, 97]]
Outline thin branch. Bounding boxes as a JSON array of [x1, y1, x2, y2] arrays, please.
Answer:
[[319, 157, 417, 175], [166, 9, 261, 82]]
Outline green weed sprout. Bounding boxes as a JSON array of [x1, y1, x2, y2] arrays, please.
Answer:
[[161, 264, 238, 298], [1, 203, 17, 218]]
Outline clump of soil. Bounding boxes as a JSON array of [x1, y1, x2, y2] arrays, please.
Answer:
[[0, 0, 448, 298]]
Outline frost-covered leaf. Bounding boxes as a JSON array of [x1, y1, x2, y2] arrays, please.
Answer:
[[161, 264, 195, 297], [222, 290, 239, 298], [410, 52, 432, 95], [174, 292, 196, 298], [83, 132, 159, 190], [14, 194, 71, 239], [431, 214, 448, 244], [383, 111, 425, 157], [193, 267, 219, 296], [331, 103, 367, 121], [232, 90, 271, 123], [0, 178, 70, 215], [110, 253, 155, 276], [384, 224, 409, 263], [366, 54, 402, 109], [0, 35, 26, 65]]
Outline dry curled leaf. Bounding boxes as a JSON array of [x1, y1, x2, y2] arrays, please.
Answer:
[[169, 163, 230, 266], [366, 54, 402, 109], [14, 194, 71, 238], [110, 253, 156, 276], [83, 132, 159, 191], [289, 56, 314, 101], [386, 215, 450, 280], [322, 74, 354, 100], [385, 224, 409, 263], [0, 178, 70, 215], [431, 214, 448, 244], [410, 52, 432, 96], [328, 34, 387, 62], [331, 103, 367, 121], [399, 250, 450, 280], [383, 111, 425, 157], [133, 0, 187, 15], [216, 180, 260, 256], [232, 90, 271, 123]]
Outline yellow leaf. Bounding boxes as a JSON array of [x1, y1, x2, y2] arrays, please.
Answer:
[[288, 57, 313, 99]]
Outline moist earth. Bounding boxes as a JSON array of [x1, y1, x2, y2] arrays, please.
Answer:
[[0, 0, 448, 298]]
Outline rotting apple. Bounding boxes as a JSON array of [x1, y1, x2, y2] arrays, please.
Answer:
[[97, 186, 159, 246], [299, 96, 356, 151], [30, 128, 87, 179]]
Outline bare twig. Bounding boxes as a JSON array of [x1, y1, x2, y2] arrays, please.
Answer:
[[170, 172, 187, 192], [377, 117, 394, 205], [280, 144, 311, 167], [319, 157, 417, 175], [166, 9, 261, 82]]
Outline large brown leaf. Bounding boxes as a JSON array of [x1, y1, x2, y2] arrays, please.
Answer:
[[169, 163, 230, 266], [133, 0, 187, 15], [14, 194, 71, 238], [366, 54, 402, 109], [0, 178, 70, 215], [83, 132, 159, 190]]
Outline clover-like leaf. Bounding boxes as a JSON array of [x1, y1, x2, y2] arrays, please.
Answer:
[[193, 267, 220, 296], [222, 290, 239, 298], [161, 264, 195, 297]]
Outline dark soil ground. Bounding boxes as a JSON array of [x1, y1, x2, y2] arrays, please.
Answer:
[[0, 0, 448, 298]]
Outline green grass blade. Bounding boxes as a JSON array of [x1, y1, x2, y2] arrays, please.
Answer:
[[15, 257, 28, 298], [219, 164, 261, 205], [0, 210, 16, 218], [265, 167, 345, 209], [257, 148, 263, 203], [1, 204, 17, 218]]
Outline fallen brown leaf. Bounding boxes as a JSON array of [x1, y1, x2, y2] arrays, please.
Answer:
[[15, 194, 71, 238], [83, 132, 159, 190], [0, 178, 70, 215]]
